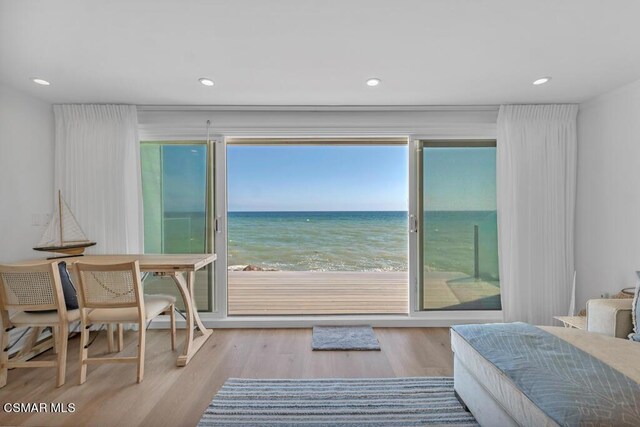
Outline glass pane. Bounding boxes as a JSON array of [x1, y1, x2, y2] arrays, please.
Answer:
[[421, 145, 500, 310], [140, 143, 211, 311]]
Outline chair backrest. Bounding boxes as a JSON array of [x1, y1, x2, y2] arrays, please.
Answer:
[[74, 261, 143, 309], [0, 262, 66, 313]]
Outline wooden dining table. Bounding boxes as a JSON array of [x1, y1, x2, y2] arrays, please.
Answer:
[[13, 254, 216, 367]]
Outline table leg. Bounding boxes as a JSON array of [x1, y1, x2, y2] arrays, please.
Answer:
[[12, 327, 57, 364], [170, 272, 212, 367], [16, 327, 43, 359], [187, 271, 210, 335]]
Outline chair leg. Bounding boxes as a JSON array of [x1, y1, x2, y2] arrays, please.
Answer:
[[0, 325, 8, 388], [51, 326, 58, 354], [55, 325, 68, 387], [169, 305, 176, 351], [79, 323, 90, 385], [107, 323, 115, 353], [117, 324, 124, 352], [136, 322, 146, 383]]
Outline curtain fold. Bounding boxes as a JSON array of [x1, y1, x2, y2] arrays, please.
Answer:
[[497, 104, 578, 325], [53, 104, 142, 254]]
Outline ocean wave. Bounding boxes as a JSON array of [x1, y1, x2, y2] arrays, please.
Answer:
[[225, 210, 497, 275]]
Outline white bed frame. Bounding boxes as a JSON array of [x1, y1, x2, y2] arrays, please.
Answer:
[[454, 355, 520, 427], [451, 329, 559, 427]]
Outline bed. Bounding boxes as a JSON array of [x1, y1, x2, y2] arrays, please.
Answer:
[[451, 323, 640, 426]]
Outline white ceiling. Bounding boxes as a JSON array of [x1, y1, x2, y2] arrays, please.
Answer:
[[2, 0, 640, 106]]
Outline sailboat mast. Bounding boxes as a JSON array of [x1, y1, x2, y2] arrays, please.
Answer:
[[58, 190, 64, 245]]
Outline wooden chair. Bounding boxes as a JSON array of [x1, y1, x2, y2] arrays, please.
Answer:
[[0, 262, 79, 388], [73, 261, 176, 384]]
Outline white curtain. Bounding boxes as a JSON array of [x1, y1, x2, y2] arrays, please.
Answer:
[[497, 104, 578, 325], [53, 105, 142, 254]]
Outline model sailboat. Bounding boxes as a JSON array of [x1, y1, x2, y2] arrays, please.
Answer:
[[33, 191, 96, 257]]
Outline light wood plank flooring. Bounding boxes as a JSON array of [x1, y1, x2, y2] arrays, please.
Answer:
[[0, 328, 453, 427]]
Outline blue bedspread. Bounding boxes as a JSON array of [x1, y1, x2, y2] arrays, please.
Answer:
[[452, 322, 640, 426]]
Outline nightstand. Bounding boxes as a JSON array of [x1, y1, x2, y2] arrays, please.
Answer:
[[553, 315, 586, 330]]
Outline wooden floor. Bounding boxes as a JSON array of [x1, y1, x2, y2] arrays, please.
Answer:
[[0, 328, 453, 427], [228, 271, 500, 315]]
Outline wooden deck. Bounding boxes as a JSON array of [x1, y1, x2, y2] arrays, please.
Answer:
[[228, 271, 408, 315], [422, 271, 501, 310], [227, 271, 500, 315], [145, 270, 499, 315]]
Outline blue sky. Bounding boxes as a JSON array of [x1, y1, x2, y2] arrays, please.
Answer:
[[161, 145, 207, 212], [228, 145, 408, 211], [423, 147, 496, 211], [156, 144, 496, 212], [228, 145, 496, 212]]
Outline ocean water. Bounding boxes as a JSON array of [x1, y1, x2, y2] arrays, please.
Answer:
[[227, 211, 499, 276], [159, 211, 499, 277], [228, 211, 407, 272]]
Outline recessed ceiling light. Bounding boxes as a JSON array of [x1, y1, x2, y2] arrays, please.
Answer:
[[533, 77, 551, 86], [366, 78, 381, 87], [199, 78, 214, 87], [32, 78, 51, 86]]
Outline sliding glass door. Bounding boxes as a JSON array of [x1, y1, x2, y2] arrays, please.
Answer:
[[415, 140, 500, 311], [225, 140, 408, 316], [140, 141, 214, 311]]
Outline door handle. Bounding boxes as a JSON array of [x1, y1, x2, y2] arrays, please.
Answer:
[[409, 214, 418, 233]]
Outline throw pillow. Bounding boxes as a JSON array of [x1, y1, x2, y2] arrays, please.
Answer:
[[58, 261, 79, 310]]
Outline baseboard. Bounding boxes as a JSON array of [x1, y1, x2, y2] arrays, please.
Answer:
[[145, 312, 503, 329]]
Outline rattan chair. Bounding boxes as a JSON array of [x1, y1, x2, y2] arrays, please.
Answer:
[[0, 262, 79, 388], [73, 261, 176, 384]]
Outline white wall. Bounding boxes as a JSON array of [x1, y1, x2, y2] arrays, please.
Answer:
[[1, 82, 637, 317], [576, 78, 640, 309], [0, 83, 54, 262]]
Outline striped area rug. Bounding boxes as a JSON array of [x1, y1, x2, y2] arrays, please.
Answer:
[[198, 377, 478, 426]]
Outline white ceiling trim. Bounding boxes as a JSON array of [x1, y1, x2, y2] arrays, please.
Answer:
[[137, 108, 498, 141], [139, 125, 497, 140], [136, 105, 500, 112]]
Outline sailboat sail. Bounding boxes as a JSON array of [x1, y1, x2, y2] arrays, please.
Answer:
[[34, 191, 95, 254], [59, 197, 90, 243], [37, 213, 59, 248]]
